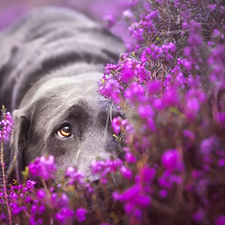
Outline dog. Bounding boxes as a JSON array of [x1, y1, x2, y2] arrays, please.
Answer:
[[0, 7, 125, 183]]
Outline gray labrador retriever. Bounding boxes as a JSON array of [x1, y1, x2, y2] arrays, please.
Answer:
[[0, 7, 125, 183]]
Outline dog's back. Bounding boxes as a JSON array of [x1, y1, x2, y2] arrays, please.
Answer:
[[0, 7, 124, 112]]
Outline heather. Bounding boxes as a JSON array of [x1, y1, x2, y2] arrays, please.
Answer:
[[1, 0, 225, 224]]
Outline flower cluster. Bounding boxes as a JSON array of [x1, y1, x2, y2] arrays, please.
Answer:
[[28, 155, 57, 181], [0, 109, 13, 141], [6, 156, 90, 225], [113, 166, 155, 222], [65, 166, 85, 185], [91, 158, 122, 184], [98, 0, 225, 224]]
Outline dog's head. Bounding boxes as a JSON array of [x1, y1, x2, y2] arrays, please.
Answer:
[[10, 72, 124, 182]]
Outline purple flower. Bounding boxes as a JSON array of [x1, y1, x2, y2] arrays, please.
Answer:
[[158, 177, 172, 189], [120, 166, 133, 179], [135, 195, 151, 207], [36, 190, 46, 199], [193, 210, 204, 222], [66, 166, 84, 185], [0, 110, 13, 141], [215, 216, 225, 225], [0, 213, 6, 223], [84, 183, 94, 193], [121, 60, 135, 83], [91, 160, 106, 174], [147, 118, 156, 132], [99, 78, 121, 103], [55, 207, 74, 222], [183, 129, 195, 139], [11, 202, 27, 215], [188, 33, 202, 46], [200, 137, 217, 155], [30, 215, 37, 225], [169, 175, 182, 184], [124, 202, 135, 214], [183, 60, 192, 71], [138, 105, 155, 118], [217, 112, 225, 124], [134, 208, 142, 220], [51, 193, 69, 208], [159, 189, 168, 198], [148, 10, 159, 19], [125, 152, 137, 163], [218, 159, 225, 167], [117, 185, 139, 202], [147, 81, 161, 94], [163, 88, 180, 107], [76, 207, 87, 223], [128, 23, 144, 41], [113, 184, 151, 209], [184, 97, 200, 120], [37, 219, 43, 224], [91, 158, 122, 183], [153, 98, 164, 111], [38, 205, 46, 214], [214, 29, 220, 37], [122, 9, 133, 19], [112, 117, 122, 135], [31, 204, 38, 214], [25, 180, 37, 190], [161, 149, 180, 171], [124, 83, 145, 102], [168, 42, 176, 52], [25, 196, 32, 203], [28, 155, 57, 180], [112, 191, 121, 201], [139, 166, 156, 183], [182, 22, 189, 29], [208, 4, 217, 12], [102, 15, 116, 28]]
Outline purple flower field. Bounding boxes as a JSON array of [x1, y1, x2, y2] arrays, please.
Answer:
[[1, 0, 225, 224]]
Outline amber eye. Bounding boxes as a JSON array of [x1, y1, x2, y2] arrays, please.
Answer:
[[57, 125, 71, 138]]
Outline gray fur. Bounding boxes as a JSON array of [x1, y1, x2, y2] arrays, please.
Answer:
[[0, 7, 125, 182]]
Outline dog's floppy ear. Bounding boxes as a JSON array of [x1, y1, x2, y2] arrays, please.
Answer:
[[10, 109, 30, 183]]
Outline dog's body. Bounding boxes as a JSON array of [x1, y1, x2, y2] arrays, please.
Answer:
[[0, 7, 124, 182]]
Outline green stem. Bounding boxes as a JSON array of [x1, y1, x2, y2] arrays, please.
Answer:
[[1, 139, 12, 225]]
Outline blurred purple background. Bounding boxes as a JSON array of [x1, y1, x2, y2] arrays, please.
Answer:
[[0, 0, 58, 30], [0, 0, 133, 47]]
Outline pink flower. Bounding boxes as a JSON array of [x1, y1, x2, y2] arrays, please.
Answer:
[[55, 207, 73, 222], [125, 152, 137, 164], [120, 166, 133, 179], [112, 117, 122, 135], [36, 190, 45, 199], [215, 216, 225, 225], [140, 166, 156, 183], [28, 155, 57, 180], [161, 149, 180, 171], [76, 208, 87, 222], [66, 166, 84, 185], [0, 111, 13, 141]]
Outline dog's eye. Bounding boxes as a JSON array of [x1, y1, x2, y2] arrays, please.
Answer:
[[57, 125, 71, 138]]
